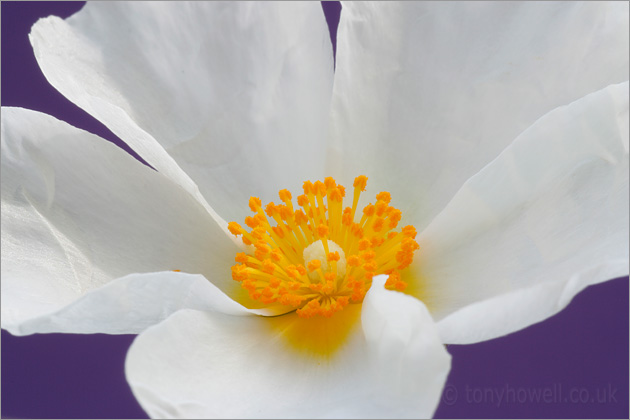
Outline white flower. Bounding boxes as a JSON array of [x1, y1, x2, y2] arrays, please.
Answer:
[[1, 1, 628, 419]]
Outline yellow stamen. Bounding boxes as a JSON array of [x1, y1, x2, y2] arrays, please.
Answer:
[[228, 176, 420, 318]]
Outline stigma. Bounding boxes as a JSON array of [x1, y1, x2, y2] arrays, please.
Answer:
[[229, 176, 419, 318]]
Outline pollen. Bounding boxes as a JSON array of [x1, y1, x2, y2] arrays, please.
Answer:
[[229, 176, 420, 318]]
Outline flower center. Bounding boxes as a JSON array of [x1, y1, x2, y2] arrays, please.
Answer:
[[228, 176, 419, 318], [303, 240, 347, 281]]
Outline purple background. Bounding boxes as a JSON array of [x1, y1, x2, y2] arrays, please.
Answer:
[[1, 2, 628, 419]]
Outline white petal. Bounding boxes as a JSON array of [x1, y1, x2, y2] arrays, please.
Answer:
[[360, 276, 451, 418], [1, 108, 244, 333], [125, 276, 450, 419], [437, 270, 628, 345], [329, 2, 629, 230], [412, 82, 629, 344], [31, 2, 334, 223], [4, 272, 258, 336]]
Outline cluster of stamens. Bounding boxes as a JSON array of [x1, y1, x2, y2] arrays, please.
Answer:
[[229, 176, 419, 318]]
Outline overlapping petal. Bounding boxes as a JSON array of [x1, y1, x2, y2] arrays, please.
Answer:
[[30, 1, 334, 224], [125, 276, 450, 419], [1, 107, 247, 334], [329, 2, 629, 231], [3, 271, 264, 336], [411, 82, 629, 343]]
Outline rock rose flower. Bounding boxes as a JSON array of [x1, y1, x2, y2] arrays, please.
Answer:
[[2, 1, 628, 418]]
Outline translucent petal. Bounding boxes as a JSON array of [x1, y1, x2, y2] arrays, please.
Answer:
[[412, 83, 629, 343], [4, 271, 260, 336], [1, 108, 242, 333], [31, 2, 334, 223]]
